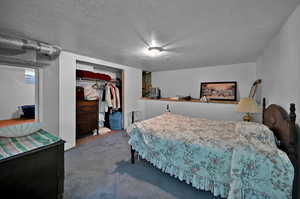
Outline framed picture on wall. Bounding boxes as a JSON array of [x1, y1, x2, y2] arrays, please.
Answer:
[[200, 81, 237, 101]]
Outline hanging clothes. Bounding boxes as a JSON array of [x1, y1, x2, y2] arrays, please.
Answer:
[[105, 82, 121, 109], [110, 85, 117, 109], [99, 101, 108, 113], [105, 84, 113, 107], [98, 112, 105, 128], [111, 84, 120, 109], [115, 86, 120, 109], [104, 107, 112, 128], [83, 84, 99, 100]]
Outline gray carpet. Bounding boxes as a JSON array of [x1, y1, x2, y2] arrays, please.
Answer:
[[64, 132, 219, 199]]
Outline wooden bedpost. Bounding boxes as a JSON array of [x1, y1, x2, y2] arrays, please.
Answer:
[[262, 97, 266, 124], [289, 103, 296, 124], [288, 103, 298, 199], [130, 111, 135, 164], [285, 103, 297, 165], [289, 103, 296, 145]]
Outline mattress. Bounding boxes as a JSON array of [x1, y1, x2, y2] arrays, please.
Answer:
[[0, 129, 60, 161], [127, 112, 294, 199]]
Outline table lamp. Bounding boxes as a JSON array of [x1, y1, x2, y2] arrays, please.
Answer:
[[236, 98, 259, 122]]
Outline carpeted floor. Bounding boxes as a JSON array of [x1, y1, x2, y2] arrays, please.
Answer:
[[64, 132, 219, 199]]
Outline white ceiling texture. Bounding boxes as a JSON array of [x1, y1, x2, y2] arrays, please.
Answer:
[[0, 0, 299, 71]]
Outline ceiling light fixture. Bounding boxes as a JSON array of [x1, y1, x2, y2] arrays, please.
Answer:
[[147, 46, 164, 57]]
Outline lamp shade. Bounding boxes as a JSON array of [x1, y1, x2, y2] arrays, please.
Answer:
[[236, 98, 259, 113]]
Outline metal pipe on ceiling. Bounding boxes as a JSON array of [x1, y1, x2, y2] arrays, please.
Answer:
[[0, 35, 61, 59]]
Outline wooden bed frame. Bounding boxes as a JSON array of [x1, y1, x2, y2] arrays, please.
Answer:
[[0, 140, 65, 199], [130, 98, 299, 198]]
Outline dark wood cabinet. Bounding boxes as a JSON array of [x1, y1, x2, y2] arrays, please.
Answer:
[[76, 100, 99, 137], [0, 141, 65, 199]]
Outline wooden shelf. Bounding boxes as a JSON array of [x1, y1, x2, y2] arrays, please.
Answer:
[[140, 97, 238, 104]]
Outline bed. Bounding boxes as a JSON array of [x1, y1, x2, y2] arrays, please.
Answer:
[[0, 125, 65, 199], [127, 98, 298, 199]]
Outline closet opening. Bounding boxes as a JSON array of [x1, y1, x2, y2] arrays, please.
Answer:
[[75, 61, 124, 145]]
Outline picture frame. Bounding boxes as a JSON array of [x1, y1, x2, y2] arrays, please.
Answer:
[[200, 81, 237, 101]]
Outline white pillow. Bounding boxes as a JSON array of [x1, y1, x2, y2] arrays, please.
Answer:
[[0, 122, 42, 137]]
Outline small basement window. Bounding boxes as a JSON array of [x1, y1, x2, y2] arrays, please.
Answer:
[[25, 68, 36, 84]]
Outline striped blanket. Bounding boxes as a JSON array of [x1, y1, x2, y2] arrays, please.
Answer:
[[0, 129, 60, 161]]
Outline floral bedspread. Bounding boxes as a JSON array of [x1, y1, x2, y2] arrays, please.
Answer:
[[127, 112, 293, 199]]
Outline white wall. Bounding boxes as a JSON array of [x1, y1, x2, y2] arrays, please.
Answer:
[[38, 55, 60, 136], [152, 63, 256, 99], [59, 52, 76, 149], [141, 63, 257, 121], [0, 65, 35, 120], [140, 99, 242, 121], [59, 51, 142, 150], [256, 4, 300, 124]]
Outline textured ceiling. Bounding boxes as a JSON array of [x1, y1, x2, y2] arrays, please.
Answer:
[[0, 0, 299, 71]]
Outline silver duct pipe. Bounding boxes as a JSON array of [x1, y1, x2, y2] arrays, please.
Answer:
[[0, 35, 61, 59]]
